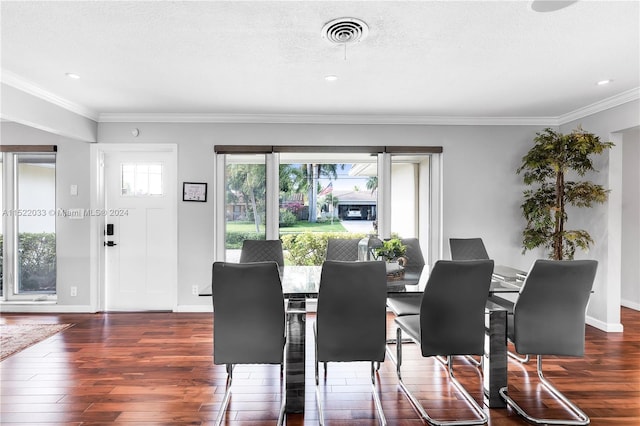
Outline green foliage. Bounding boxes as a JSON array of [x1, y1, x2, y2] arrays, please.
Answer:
[[226, 164, 266, 232], [518, 127, 613, 259], [279, 209, 297, 227], [225, 231, 265, 249], [0, 233, 56, 292], [281, 232, 367, 266], [373, 238, 407, 261]]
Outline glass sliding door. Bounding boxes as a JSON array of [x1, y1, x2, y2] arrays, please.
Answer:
[[224, 154, 267, 261], [389, 153, 431, 259], [0, 151, 57, 300], [16, 154, 57, 295]]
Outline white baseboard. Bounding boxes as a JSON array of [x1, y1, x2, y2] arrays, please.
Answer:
[[621, 298, 640, 311], [174, 304, 213, 313], [0, 303, 96, 313], [586, 315, 624, 332]]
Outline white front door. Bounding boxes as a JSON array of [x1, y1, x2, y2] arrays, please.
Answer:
[[103, 147, 177, 311]]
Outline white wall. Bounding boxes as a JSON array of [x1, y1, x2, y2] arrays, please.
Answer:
[[621, 126, 640, 310], [1, 83, 97, 142], [560, 99, 640, 330]]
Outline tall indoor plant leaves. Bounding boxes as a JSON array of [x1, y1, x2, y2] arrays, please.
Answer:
[[518, 127, 613, 260]]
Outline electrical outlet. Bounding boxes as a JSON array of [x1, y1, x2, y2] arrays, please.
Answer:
[[70, 286, 78, 297], [192, 285, 199, 296]]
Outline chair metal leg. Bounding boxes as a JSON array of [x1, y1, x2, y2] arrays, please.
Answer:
[[313, 325, 326, 426], [277, 363, 286, 426], [215, 364, 234, 426], [370, 361, 388, 426], [396, 328, 488, 426], [500, 356, 590, 425], [216, 362, 285, 426], [507, 350, 530, 363], [465, 355, 483, 369]]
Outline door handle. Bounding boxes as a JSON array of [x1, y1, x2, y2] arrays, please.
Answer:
[[104, 241, 118, 247]]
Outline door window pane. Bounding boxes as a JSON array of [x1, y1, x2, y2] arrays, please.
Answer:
[[16, 154, 56, 294], [121, 163, 163, 196]]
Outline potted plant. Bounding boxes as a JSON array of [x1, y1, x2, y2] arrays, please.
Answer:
[[373, 238, 407, 279], [518, 127, 613, 260]]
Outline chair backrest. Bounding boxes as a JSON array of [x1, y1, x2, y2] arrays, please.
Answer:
[[449, 238, 490, 260], [325, 238, 360, 261], [400, 237, 426, 276], [419, 259, 494, 357], [316, 260, 387, 363], [239, 239, 284, 267], [211, 261, 285, 365], [512, 259, 597, 356]]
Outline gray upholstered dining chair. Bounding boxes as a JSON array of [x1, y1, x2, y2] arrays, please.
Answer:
[[395, 259, 493, 426], [499, 259, 597, 426], [449, 237, 490, 261], [314, 260, 388, 425], [325, 238, 360, 261], [211, 261, 286, 426], [239, 239, 285, 266], [385, 238, 427, 364], [400, 237, 426, 282], [386, 238, 425, 316]]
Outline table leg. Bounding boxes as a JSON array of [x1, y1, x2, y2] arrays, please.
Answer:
[[483, 308, 507, 408], [285, 298, 306, 414]]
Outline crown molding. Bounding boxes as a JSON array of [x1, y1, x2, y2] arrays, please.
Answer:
[[98, 112, 558, 126], [1, 70, 99, 121], [557, 87, 640, 125], [2, 69, 637, 126]]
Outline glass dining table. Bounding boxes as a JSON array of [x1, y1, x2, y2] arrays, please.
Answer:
[[200, 264, 525, 413]]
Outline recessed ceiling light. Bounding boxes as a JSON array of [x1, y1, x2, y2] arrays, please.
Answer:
[[596, 79, 613, 86], [325, 75, 338, 82], [65, 72, 80, 79]]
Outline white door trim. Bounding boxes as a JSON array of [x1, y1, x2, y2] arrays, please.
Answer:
[[89, 143, 178, 312]]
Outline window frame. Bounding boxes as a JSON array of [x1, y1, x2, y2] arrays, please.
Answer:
[[0, 147, 57, 301]]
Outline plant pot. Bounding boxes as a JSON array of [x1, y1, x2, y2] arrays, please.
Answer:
[[385, 261, 405, 281]]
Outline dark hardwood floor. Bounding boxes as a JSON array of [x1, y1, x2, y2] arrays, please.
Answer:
[[1, 308, 638, 425]]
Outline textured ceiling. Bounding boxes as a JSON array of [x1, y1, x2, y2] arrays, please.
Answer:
[[1, 1, 638, 121]]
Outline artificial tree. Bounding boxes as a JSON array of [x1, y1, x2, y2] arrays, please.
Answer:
[[518, 127, 614, 260]]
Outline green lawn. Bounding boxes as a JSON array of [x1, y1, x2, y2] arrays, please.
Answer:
[[227, 220, 348, 234]]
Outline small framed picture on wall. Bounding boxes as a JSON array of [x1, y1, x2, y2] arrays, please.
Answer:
[[183, 182, 207, 202]]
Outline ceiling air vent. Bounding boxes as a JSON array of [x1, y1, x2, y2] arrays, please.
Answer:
[[321, 17, 369, 45]]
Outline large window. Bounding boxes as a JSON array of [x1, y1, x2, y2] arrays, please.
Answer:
[[215, 146, 441, 267], [0, 150, 57, 300]]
